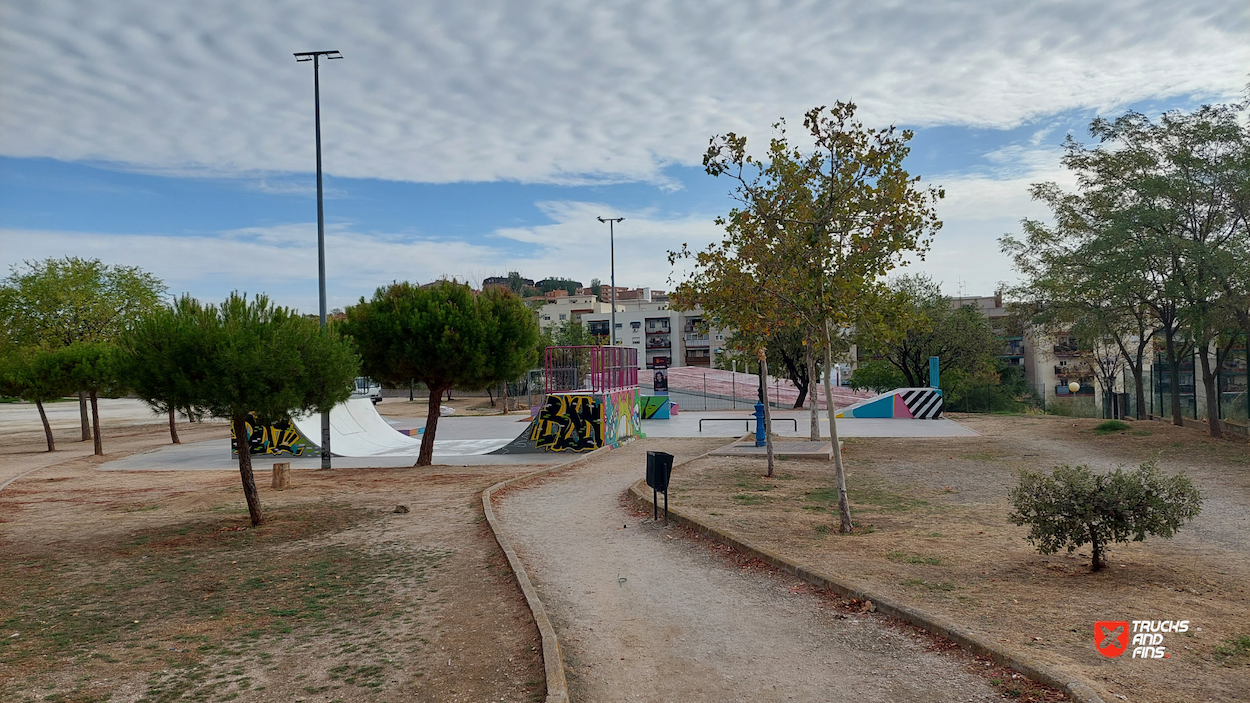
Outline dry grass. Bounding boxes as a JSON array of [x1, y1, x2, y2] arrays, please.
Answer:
[[667, 414, 1250, 703]]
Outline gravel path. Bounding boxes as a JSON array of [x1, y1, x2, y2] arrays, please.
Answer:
[[495, 439, 1000, 702]]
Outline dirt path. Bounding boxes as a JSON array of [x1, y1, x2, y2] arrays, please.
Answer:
[[495, 439, 1002, 702]]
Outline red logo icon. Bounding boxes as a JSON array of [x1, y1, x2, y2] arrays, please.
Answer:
[[1095, 621, 1129, 658]]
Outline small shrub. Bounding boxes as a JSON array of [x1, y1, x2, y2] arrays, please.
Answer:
[[1214, 635, 1250, 663], [1095, 420, 1131, 435], [1008, 462, 1202, 572]]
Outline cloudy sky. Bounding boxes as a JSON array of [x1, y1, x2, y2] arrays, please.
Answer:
[[1, 0, 1246, 313]]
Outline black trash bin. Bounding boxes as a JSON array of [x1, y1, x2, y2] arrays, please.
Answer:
[[646, 451, 675, 522], [646, 451, 674, 492]]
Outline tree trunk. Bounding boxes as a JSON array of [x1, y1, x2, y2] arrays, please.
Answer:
[[36, 399, 55, 452], [89, 390, 102, 456], [487, 387, 495, 408], [1090, 532, 1103, 572], [757, 351, 775, 479], [1196, 343, 1222, 438], [78, 390, 91, 441], [823, 320, 853, 534], [806, 336, 820, 441], [416, 386, 445, 467], [1131, 337, 1147, 421], [168, 407, 181, 444], [781, 347, 808, 409], [232, 415, 264, 527], [1164, 327, 1183, 426], [501, 382, 509, 415]]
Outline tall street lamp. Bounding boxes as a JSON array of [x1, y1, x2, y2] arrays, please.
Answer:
[[597, 216, 624, 346], [295, 49, 342, 469]]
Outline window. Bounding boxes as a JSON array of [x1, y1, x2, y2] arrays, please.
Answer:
[[559, 314, 567, 320]]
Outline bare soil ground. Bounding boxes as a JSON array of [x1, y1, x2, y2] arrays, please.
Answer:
[[667, 414, 1250, 703], [0, 421, 546, 703]]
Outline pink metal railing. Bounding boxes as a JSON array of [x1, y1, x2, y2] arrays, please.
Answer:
[[544, 345, 638, 394]]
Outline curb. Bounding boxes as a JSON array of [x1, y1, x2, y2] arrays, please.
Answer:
[[481, 444, 620, 703], [628, 479, 1106, 703]]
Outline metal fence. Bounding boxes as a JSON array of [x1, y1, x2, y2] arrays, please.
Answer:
[[543, 345, 639, 394]]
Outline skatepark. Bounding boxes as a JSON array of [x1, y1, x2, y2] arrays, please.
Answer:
[[89, 392, 978, 472]]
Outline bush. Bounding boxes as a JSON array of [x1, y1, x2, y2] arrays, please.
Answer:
[[1008, 463, 1202, 572], [1095, 420, 1131, 434]]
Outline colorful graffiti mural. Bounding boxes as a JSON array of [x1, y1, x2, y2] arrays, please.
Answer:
[[604, 387, 643, 444], [640, 395, 670, 419], [493, 389, 642, 454], [529, 394, 602, 452], [230, 416, 312, 456]]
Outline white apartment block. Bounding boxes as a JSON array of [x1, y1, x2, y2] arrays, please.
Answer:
[[581, 305, 729, 371], [535, 292, 614, 330]]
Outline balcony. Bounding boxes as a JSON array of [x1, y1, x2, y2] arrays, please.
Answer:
[[685, 355, 711, 367], [646, 340, 671, 350], [684, 333, 710, 347]]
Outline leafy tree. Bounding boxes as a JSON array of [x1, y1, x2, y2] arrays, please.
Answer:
[[479, 287, 541, 414], [1013, 100, 1248, 435], [538, 277, 582, 296], [854, 275, 999, 388], [670, 224, 789, 477], [120, 296, 213, 444], [0, 345, 76, 452], [678, 103, 943, 528], [590, 278, 603, 298], [0, 257, 165, 441], [60, 342, 127, 456], [167, 294, 358, 526], [1009, 463, 1202, 572], [341, 281, 490, 467], [538, 320, 594, 353], [1002, 186, 1159, 419], [847, 360, 905, 394]]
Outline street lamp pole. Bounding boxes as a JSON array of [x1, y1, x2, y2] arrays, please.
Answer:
[[295, 49, 342, 470], [597, 217, 624, 346]]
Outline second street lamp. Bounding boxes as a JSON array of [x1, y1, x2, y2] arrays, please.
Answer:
[[597, 216, 624, 346], [294, 49, 342, 469]]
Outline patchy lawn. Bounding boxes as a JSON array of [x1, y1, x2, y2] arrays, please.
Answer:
[[667, 414, 1250, 703], [0, 433, 546, 703]]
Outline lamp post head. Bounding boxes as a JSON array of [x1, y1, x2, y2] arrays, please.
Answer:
[[597, 216, 624, 224], [294, 50, 343, 62]]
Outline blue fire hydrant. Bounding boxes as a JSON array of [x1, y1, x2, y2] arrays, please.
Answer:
[[754, 403, 766, 447]]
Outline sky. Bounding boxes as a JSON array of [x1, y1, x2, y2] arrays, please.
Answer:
[[1, 0, 1246, 314]]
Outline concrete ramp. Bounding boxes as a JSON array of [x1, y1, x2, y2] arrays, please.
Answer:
[[292, 398, 510, 457], [835, 388, 943, 419], [492, 389, 643, 455]]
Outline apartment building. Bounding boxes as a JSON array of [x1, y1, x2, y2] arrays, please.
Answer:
[[582, 303, 728, 371], [534, 289, 614, 330]]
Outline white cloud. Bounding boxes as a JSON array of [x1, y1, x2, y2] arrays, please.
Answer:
[[2, 0, 1245, 185], [0, 203, 723, 311]]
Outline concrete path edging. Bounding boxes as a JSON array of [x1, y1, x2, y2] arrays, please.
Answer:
[[482, 444, 620, 703], [627, 478, 1106, 703]]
